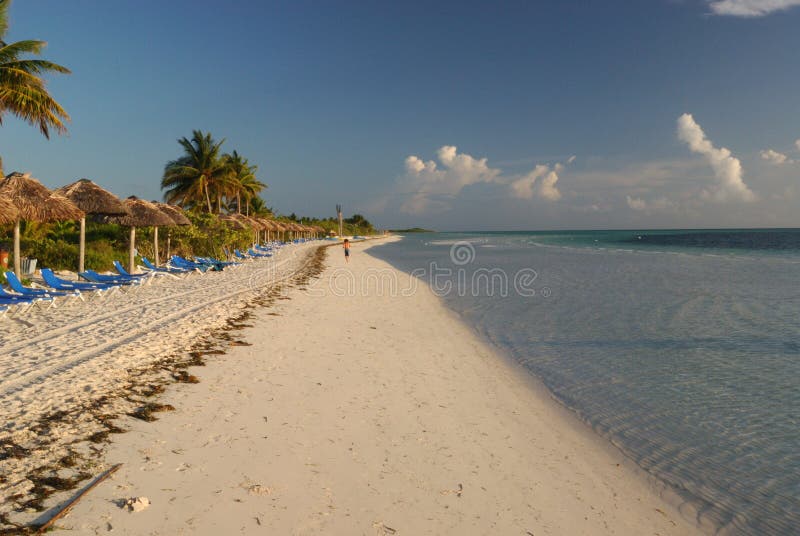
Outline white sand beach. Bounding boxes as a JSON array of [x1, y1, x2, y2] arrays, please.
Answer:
[[45, 238, 699, 535], [0, 242, 321, 517]]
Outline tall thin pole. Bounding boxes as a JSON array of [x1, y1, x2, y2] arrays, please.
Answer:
[[13, 220, 21, 278], [129, 227, 136, 273], [336, 204, 343, 237], [154, 226, 159, 266], [79, 217, 86, 273]]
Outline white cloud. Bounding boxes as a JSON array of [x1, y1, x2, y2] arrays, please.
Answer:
[[795, 139, 800, 151], [708, 0, 800, 16], [509, 165, 548, 200], [625, 195, 677, 213], [399, 146, 568, 213], [399, 146, 500, 214], [760, 149, 792, 165], [626, 195, 647, 211], [676, 113, 756, 202], [538, 167, 563, 201]]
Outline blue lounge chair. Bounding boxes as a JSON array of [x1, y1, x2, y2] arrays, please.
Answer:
[[42, 268, 121, 295], [169, 256, 208, 272], [113, 260, 151, 279], [247, 248, 272, 258], [194, 256, 237, 269], [3, 271, 81, 300], [80, 270, 145, 286], [141, 257, 190, 274], [0, 287, 52, 308]]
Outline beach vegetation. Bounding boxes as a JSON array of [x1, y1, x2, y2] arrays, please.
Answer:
[[161, 131, 268, 216], [0, 0, 71, 151], [162, 130, 229, 213], [223, 150, 265, 216]]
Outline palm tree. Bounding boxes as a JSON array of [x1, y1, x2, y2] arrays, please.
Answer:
[[248, 196, 272, 218], [162, 130, 227, 213], [0, 0, 71, 141], [223, 150, 265, 215]]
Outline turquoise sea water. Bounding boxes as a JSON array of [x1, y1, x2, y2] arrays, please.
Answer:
[[369, 229, 800, 535]]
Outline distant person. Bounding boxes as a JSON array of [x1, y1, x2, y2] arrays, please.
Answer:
[[343, 238, 350, 263]]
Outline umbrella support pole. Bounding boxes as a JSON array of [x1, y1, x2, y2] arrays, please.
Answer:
[[79, 217, 86, 273], [13, 220, 21, 279], [129, 227, 136, 274], [154, 226, 159, 267]]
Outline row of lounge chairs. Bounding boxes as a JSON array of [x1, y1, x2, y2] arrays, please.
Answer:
[[0, 240, 296, 318]]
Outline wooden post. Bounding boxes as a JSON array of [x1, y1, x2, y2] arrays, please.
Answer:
[[79, 217, 86, 273], [153, 226, 159, 267], [13, 220, 21, 278], [129, 226, 136, 273]]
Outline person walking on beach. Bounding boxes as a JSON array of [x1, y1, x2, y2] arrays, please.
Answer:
[[343, 238, 351, 263]]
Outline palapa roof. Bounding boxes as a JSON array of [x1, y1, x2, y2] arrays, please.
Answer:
[[151, 201, 192, 226], [256, 218, 279, 231], [101, 196, 175, 227], [219, 214, 248, 230], [55, 179, 129, 216], [228, 213, 262, 230], [0, 172, 84, 222], [0, 196, 19, 225]]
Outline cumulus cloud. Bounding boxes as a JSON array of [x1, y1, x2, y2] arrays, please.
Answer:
[[399, 146, 501, 214], [508, 158, 573, 201], [626, 195, 647, 211], [760, 149, 792, 165], [676, 113, 756, 202], [708, 0, 800, 16], [398, 146, 569, 213], [795, 139, 800, 151], [626, 195, 678, 213]]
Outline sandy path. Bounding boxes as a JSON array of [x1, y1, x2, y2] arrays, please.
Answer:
[[58, 238, 700, 535]]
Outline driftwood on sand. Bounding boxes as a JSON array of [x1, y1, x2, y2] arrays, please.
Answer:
[[35, 463, 123, 534]]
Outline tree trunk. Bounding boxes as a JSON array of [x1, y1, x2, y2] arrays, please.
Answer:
[[237, 192, 241, 215], [204, 178, 213, 213]]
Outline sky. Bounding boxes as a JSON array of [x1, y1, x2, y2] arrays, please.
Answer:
[[1, 0, 799, 230]]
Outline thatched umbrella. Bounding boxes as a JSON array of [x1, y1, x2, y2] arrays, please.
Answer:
[[150, 202, 191, 265], [231, 214, 263, 245], [0, 196, 19, 225], [272, 221, 287, 242], [0, 172, 85, 278], [220, 214, 247, 230], [56, 179, 129, 273], [102, 196, 174, 272], [266, 220, 281, 242], [256, 218, 277, 243], [290, 222, 303, 240]]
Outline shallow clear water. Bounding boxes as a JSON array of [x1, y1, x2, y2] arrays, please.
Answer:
[[370, 229, 800, 535]]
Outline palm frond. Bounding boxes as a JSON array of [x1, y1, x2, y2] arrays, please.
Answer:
[[0, 1, 10, 41], [0, 39, 47, 62], [0, 58, 70, 75]]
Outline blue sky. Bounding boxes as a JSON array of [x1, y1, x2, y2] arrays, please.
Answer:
[[1, 0, 799, 230]]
